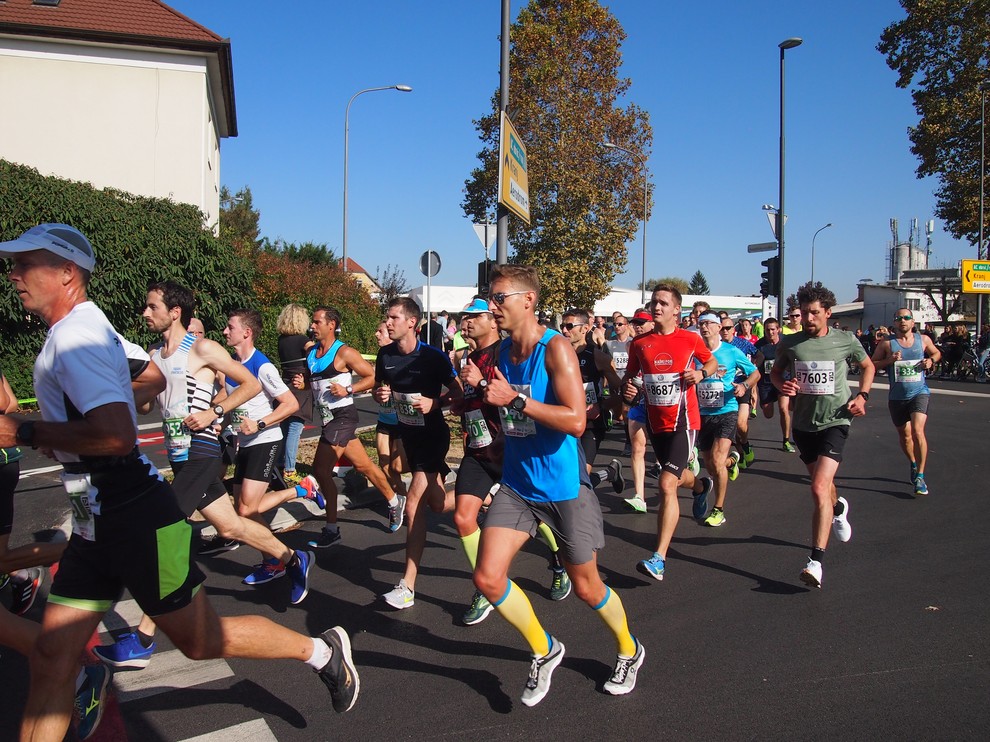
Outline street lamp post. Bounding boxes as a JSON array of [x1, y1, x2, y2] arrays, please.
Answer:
[[811, 222, 832, 285], [777, 37, 802, 320], [602, 141, 650, 305], [978, 81, 990, 333], [342, 84, 412, 273]]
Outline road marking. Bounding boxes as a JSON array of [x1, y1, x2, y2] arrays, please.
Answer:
[[113, 648, 234, 702], [99, 598, 146, 635], [870, 381, 990, 399], [179, 719, 278, 742]]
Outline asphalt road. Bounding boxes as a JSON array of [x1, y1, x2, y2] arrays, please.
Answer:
[[2, 379, 989, 741]]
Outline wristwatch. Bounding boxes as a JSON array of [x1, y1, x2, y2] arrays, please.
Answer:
[[478, 378, 489, 390], [509, 392, 528, 413], [345, 385, 354, 395], [700, 369, 709, 379], [16, 421, 36, 448], [257, 420, 267, 431], [857, 391, 870, 401], [213, 404, 225, 416]]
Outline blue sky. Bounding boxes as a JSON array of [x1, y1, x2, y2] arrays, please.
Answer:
[[167, 0, 973, 306]]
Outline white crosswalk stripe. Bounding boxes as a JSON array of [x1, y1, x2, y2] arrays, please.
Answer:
[[178, 719, 279, 742]]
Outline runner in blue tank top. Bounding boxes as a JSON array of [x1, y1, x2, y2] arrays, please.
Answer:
[[870, 308, 941, 496], [472, 265, 644, 707]]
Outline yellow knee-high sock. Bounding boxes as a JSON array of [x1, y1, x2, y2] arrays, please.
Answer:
[[593, 587, 637, 657], [536, 521, 559, 552], [493, 580, 551, 656], [460, 528, 480, 570]]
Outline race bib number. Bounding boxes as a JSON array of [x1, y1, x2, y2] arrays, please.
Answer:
[[393, 391, 425, 427], [315, 401, 335, 425], [793, 360, 835, 395], [163, 417, 191, 457], [584, 382, 599, 406], [464, 409, 493, 448], [697, 381, 724, 409], [378, 397, 398, 425], [498, 384, 537, 438], [230, 407, 248, 425], [612, 351, 628, 372], [893, 359, 923, 384], [642, 373, 682, 407], [61, 472, 96, 541], [764, 359, 774, 374]]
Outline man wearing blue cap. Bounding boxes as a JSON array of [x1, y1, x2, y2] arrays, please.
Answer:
[[0, 224, 360, 739]]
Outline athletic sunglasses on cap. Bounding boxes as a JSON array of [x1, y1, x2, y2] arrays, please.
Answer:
[[489, 290, 528, 305]]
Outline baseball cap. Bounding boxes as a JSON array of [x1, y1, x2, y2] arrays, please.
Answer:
[[697, 312, 721, 325], [632, 309, 652, 322], [461, 297, 492, 315], [0, 223, 96, 272]]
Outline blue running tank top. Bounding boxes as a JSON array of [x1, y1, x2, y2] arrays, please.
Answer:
[[496, 328, 585, 503], [889, 333, 929, 400]]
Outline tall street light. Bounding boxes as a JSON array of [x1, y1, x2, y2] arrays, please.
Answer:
[[602, 141, 650, 305], [978, 80, 990, 332], [811, 222, 832, 285], [342, 84, 412, 273], [777, 37, 802, 319]]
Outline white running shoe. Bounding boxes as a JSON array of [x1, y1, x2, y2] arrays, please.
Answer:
[[800, 559, 823, 588], [832, 496, 852, 542], [521, 637, 565, 707]]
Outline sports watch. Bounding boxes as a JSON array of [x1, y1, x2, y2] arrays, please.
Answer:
[[509, 392, 528, 413], [213, 404, 225, 416]]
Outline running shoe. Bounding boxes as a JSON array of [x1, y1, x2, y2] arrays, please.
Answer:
[[800, 559, 823, 588], [623, 495, 647, 513], [0, 573, 9, 591], [621, 443, 631, 457], [688, 447, 701, 477], [297, 475, 326, 510], [607, 459, 625, 494], [692, 476, 713, 521], [636, 552, 665, 581], [603, 641, 645, 696], [832, 497, 852, 542], [289, 550, 314, 605], [316, 626, 360, 713], [283, 470, 303, 485], [914, 474, 929, 496], [646, 462, 661, 479], [726, 451, 740, 482], [749, 408, 758, 419], [549, 569, 572, 601], [308, 526, 342, 549], [92, 632, 156, 669], [910, 461, 919, 484], [75, 663, 112, 741], [383, 579, 415, 610], [704, 507, 726, 527], [197, 537, 240, 556], [9, 567, 43, 616], [462, 590, 493, 625], [782, 440, 796, 453], [520, 637, 565, 707], [388, 493, 407, 532], [743, 444, 755, 466], [242, 557, 286, 585]]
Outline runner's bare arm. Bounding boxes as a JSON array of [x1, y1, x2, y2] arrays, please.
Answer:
[[0, 402, 136, 456]]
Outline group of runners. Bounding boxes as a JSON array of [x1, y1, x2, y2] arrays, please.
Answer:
[[0, 222, 940, 739]]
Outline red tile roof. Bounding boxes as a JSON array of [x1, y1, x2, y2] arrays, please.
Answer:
[[0, 0, 222, 43]]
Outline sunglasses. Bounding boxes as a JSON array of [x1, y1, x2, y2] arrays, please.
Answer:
[[561, 322, 587, 331], [894, 315, 913, 321], [489, 290, 528, 305], [788, 314, 801, 319], [631, 320, 648, 326], [614, 322, 627, 327], [719, 326, 734, 331]]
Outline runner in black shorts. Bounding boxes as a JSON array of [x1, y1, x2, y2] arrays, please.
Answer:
[[0, 225, 359, 738], [753, 318, 796, 452], [374, 320, 409, 502], [375, 297, 461, 610]]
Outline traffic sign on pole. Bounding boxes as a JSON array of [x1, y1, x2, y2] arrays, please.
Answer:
[[962, 259, 990, 293], [747, 241, 778, 253]]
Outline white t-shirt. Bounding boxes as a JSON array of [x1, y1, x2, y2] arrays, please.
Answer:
[[224, 347, 288, 448]]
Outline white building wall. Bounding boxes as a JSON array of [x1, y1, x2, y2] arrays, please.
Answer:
[[0, 37, 219, 224]]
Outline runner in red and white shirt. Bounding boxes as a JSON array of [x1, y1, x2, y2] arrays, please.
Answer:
[[623, 285, 718, 583]]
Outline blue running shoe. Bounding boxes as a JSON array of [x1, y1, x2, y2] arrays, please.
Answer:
[[910, 461, 918, 484], [636, 553, 665, 581], [289, 550, 314, 605], [297, 475, 326, 510], [914, 474, 929, 496], [75, 663, 112, 740], [243, 557, 286, 585], [692, 476, 713, 521], [92, 632, 155, 669]]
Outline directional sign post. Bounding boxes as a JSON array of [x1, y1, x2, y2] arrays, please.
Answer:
[[961, 260, 990, 293], [497, 112, 530, 225], [747, 241, 778, 253]]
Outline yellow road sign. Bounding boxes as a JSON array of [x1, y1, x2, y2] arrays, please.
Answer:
[[498, 112, 530, 225], [962, 259, 990, 293]]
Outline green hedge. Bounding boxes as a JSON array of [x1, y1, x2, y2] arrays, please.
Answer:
[[0, 160, 253, 399]]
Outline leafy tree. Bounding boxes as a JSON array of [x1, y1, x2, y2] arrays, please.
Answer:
[[262, 238, 337, 266], [219, 185, 261, 256], [374, 263, 411, 311], [641, 276, 691, 296], [878, 1, 990, 251], [461, 0, 653, 312], [689, 270, 711, 295]]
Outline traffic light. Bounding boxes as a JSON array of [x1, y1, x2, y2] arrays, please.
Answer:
[[477, 259, 493, 297], [760, 256, 780, 298]]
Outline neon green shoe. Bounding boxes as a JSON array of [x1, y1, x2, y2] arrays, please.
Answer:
[[743, 445, 755, 466], [726, 451, 740, 481], [782, 440, 796, 453], [704, 508, 726, 527]]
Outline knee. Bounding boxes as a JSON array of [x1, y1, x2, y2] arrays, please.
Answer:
[[235, 501, 256, 519], [473, 568, 504, 599], [453, 507, 476, 536], [175, 635, 221, 661], [572, 577, 601, 605]]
